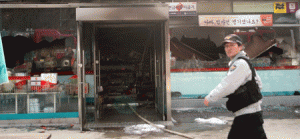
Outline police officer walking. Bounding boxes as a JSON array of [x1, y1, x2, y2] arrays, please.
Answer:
[[204, 34, 267, 139]]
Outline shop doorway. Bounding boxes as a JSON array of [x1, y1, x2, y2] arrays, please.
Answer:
[[76, 5, 171, 129], [92, 23, 164, 125]]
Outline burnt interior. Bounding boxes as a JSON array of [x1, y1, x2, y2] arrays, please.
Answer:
[[84, 24, 167, 124], [96, 26, 156, 104]]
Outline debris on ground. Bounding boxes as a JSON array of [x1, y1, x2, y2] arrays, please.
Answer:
[[124, 124, 165, 135], [195, 117, 228, 125]]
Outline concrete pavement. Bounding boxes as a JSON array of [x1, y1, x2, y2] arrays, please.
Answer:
[[1, 118, 300, 139]]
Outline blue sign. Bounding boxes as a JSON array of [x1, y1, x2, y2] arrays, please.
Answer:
[[0, 34, 8, 85]]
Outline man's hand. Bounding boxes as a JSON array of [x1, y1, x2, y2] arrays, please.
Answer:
[[204, 98, 209, 106]]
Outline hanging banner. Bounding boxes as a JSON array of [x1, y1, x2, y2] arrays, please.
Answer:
[[198, 14, 273, 27], [0, 34, 8, 85], [167, 2, 197, 16]]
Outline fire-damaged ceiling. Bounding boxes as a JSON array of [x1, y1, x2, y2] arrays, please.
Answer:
[[96, 26, 153, 64]]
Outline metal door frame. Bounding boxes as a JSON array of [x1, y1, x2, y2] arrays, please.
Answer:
[[76, 5, 170, 130], [92, 23, 101, 122], [77, 21, 86, 130]]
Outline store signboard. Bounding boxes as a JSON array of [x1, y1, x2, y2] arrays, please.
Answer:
[[0, 34, 8, 85], [198, 14, 273, 27], [233, 1, 274, 13], [286, 2, 298, 13], [274, 2, 298, 13], [274, 2, 287, 13], [167, 2, 197, 16]]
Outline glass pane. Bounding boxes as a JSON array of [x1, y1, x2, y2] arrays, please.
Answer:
[[1, 8, 77, 74], [0, 8, 78, 114], [170, 26, 300, 99], [170, 27, 300, 70]]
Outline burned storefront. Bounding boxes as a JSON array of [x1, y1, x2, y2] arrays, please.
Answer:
[[0, 7, 79, 126], [169, 1, 300, 109], [0, 3, 172, 129]]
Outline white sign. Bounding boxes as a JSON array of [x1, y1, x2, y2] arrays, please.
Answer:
[[31, 82, 41, 86], [167, 2, 197, 16], [198, 14, 273, 27], [41, 73, 57, 84], [31, 77, 41, 81]]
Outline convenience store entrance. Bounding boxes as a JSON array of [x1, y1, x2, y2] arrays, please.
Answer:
[[76, 5, 171, 129]]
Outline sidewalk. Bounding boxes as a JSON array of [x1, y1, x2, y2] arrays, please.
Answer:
[[0, 133, 51, 139], [0, 105, 299, 139], [0, 119, 299, 139]]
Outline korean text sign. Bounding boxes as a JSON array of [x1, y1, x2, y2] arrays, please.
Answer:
[[167, 2, 197, 16], [198, 14, 273, 27]]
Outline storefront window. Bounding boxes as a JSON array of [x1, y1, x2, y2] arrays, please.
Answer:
[[0, 8, 79, 115], [170, 26, 300, 99], [170, 27, 300, 70]]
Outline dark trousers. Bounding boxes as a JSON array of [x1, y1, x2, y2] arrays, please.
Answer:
[[228, 111, 267, 139]]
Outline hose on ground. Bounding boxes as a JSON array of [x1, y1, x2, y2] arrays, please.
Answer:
[[127, 104, 194, 139]]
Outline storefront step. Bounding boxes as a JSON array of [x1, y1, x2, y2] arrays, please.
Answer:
[[0, 133, 51, 139]]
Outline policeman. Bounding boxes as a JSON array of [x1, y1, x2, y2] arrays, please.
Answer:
[[204, 34, 267, 139]]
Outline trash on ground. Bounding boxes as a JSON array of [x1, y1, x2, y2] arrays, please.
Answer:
[[124, 124, 165, 135], [173, 107, 228, 113], [195, 117, 228, 125]]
